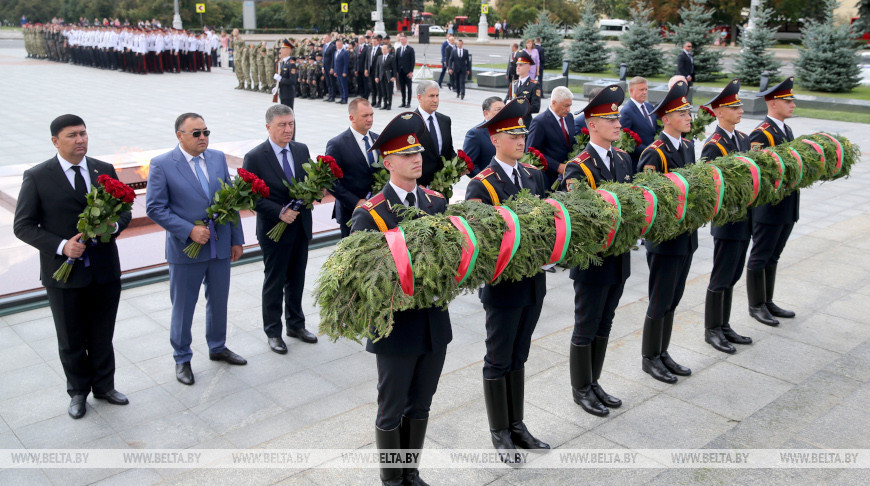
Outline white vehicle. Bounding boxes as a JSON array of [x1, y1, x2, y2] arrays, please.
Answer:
[[428, 25, 446, 35], [599, 19, 630, 38], [860, 51, 870, 86]]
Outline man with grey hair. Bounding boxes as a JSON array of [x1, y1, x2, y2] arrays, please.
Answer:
[[415, 80, 456, 186], [463, 96, 504, 177], [242, 104, 317, 354], [620, 76, 658, 170], [526, 85, 576, 188]]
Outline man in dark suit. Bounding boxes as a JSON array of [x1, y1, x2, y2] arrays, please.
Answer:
[[367, 34, 383, 107], [438, 34, 454, 88], [526, 85, 576, 189], [334, 38, 349, 104], [326, 98, 380, 237], [375, 43, 396, 111], [448, 39, 470, 99], [356, 35, 371, 98], [322, 33, 336, 102], [619, 76, 658, 170], [146, 113, 247, 386], [352, 112, 452, 486], [276, 39, 297, 109], [505, 51, 540, 127], [747, 77, 799, 326], [463, 96, 504, 177], [676, 41, 694, 85], [14, 114, 131, 419], [505, 43, 518, 83], [701, 79, 754, 353], [395, 33, 415, 107], [241, 105, 317, 354], [638, 81, 696, 385], [465, 99, 550, 464], [563, 85, 633, 417], [534, 37, 545, 84], [414, 80, 455, 187]]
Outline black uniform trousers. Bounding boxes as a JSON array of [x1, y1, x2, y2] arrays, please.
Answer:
[[646, 253, 693, 319], [572, 280, 625, 346], [260, 224, 308, 337], [747, 222, 793, 270], [369, 69, 380, 105], [398, 70, 413, 104], [709, 238, 751, 291], [379, 79, 394, 109], [46, 281, 121, 397], [482, 300, 543, 379], [375, 349, 447, 430]]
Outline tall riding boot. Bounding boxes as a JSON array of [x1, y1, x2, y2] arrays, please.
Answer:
[[747, 268, 779, 326], [506, 369, 550, 448], [570, 344, 609, 416], [661, 312, 691, 376], [765, 264, 795, 318], [375, 425, 404, 486], [483, 377, 521, 464], [401, 416, 429, 486], [705, 289, 736, 353], [591, 337, 621, 408], [721, 287, 752, 344], [641, 316, 677, 384]]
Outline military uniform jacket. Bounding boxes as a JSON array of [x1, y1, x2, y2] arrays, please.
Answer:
[[505, 77, 541, 127], [278, 58, 297, 97], [351, 184, 452, 356], [750, 116, 799, 225], [640, 133, 698, 255], [465, 158, 547, 306], [563, 145, 632, 284], [702, 126, 752, 241]]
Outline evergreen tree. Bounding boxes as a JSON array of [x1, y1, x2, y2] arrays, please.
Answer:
[[670, 0, 722, 82], [523, 10, 565, 70], [734, 1, 781, 87], [795, 0, 863, 92], [612, 1, 664, 78], [569, 2, 609, 73], [855, 0, 870, 35]]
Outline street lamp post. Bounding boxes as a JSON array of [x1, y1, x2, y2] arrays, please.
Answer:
[[172, 0, 182, 29]]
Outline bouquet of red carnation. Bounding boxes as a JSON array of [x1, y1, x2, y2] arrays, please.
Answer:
[[267, 155, 343, 242], [613, 127, 643, 153], [430, 152, 472, 199], [52, 174, 136, 283], [519, 146, 548, 171], [183, 168, 269, 259], [567, 127, 591, 160], [688, 105, 717, 142]]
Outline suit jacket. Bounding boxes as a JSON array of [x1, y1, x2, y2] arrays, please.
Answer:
[[506, 78, 541, 127], [534, 44, 545, 82], [326, 128, 380, 211], [506, 50, 518, 80], [563, 145, 632, 284], [750, 116, 799, 224], [376, 52, 396, 79], [619, 99, 658, 163], [574, 114, 587, 134], [465, 159, 547, 306], [13, 156, 131, 288], [462, 125, 495, 178], [241, 139, 313, 243], [639, 133, 698, 255], [278, 59, 297, 100], [702, 125, 752, 241], [351, 184, 452, 355], [676, 50, 694, 82], [356, 44, 370, 73], [334, 48, 349, 76], [450, 47, 470, 73], [440, 40, 452, 64], [416, 109, 456, 187], [396, 44, 415, 73], [322, 41, 335, 72], [145, 147, 245, 264], [526, 109, 576, 180], [367, 44, 381, 72]]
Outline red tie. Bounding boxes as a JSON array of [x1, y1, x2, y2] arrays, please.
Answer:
[[560, 117, 569, 144]]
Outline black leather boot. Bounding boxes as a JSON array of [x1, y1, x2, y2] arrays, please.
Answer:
[[506, 368, 550, 449], [400, 416, 429, 486], [570, 344, 609, 416], [375, 425, 404, 485], [747, 268, 779, 326], [705, 289, 736, 354], [591, 336, 621, 408], [721, 287, 752, 344], [765, 264, 795, 318], [483, 377, 521, 464], [661, 312, 691, 376], [641, 316, 677, 384]]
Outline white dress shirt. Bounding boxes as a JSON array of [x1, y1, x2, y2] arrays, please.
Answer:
[[419, 109, 442, 153], [389, 181, 417, 208], [494, 157, 521, 189], [588, 141, 613, 172], [268, 139, 294, 179], [351, 127, 375, 162]]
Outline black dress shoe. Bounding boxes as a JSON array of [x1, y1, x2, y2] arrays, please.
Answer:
[[68, 394, 87, 419], [642, 356, 678, 384], [705, 329, 736, 354], [722, 325, 752, 345], [268, 337, 288, 354], [766, 302, 795, 318], [660, 351, 691, 376], [572, 385, 609, 417], [286, 327, 318, 343], [209, 348, 247, 365], [749, 305, 779, 326], [94, 389, 129, 405], [176, 362, 195, 385]]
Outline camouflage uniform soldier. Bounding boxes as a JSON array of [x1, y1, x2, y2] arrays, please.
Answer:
[[260, 43, 273, 92], [243, 45, 255, 90], [232, 31, 245, 89]]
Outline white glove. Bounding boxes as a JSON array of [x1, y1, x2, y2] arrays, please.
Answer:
[[273, 73, 281, 81], [271, 86, 278, 95]]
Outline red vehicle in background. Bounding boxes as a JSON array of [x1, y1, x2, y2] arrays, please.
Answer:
[[396, 11, 434, 32], [851, 17, 870, 44], [453, 16, 495, 34]]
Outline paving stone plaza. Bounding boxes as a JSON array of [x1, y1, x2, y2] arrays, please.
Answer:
[[1, 39, 870, 485]]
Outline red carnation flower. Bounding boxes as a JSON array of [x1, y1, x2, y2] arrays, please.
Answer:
[[328, 161, 343, 179], [700, 105, 715, 117], [457, 150, 474, 173], [97, 174, 110, 185], [581, 127, 590, 135], [122, 187, 136, 203], [253, 179, 270, 198], [237, 168, 257, 184]]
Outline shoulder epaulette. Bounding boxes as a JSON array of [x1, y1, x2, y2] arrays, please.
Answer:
[[736, 130, 747, 138], [473, 167, 495, 181], [708, 133, 722, 144], [519, 162, 539, 171], [647, 139, 665, 150], [568, 151, 591, 165], [753, 123, 775, 146], [361, 193, 389, 232], [361, 192, 386, 210], [755, 122, 771, 131], [421, 187, 444, 199], [643, 139, 669, 173], [613, 147, 626, 153]]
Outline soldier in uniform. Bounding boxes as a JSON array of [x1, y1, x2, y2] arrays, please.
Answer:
[[465, 99, 550, 464], [231, 30, 245, 89], [351, 112, 451, 486], [638, 80, 696, 384], [245, 44, 257, 90], [562, 85, 633, 417], [237, 42, 249, 90], [256, 42, 268, 92], [746, 77, 798, 326], [276, 40, 297, 109], [504, 51, 541, 127], [314, 52, 326, 98], [701, 79, 754, 353]]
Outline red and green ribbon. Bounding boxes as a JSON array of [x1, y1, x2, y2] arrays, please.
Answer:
[[707, 164, 725, 218], [492, 206, 521, 282], [786, 147, 804, 188], [595, 189, 622, 251], [663, 172, 690, 223], [384, 227, 414, 296], [817, 133, 844, 176], [544, 198, 572, 264], [761, 149, 785, 191], [801, 139, 827, 175], [449, 216, 479, 287], [734, 156, 760, 205], [634, 185, 658, 237]]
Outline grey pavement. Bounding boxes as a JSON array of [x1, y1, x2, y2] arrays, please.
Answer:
[[1, 44, 870, 485]]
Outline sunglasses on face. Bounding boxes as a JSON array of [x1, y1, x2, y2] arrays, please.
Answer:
[[179, 129, 210, 138]]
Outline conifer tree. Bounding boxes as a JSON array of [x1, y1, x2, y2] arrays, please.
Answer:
[[612, 1, 664, 78], [523, 10, 564, 70], [795, 0, 863, 92], [569, 2, 609, 73], [734, 1, 781, 86], [670, 0, 722, 82]]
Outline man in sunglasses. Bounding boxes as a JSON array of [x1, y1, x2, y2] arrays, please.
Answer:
[[146, 113, 247, 387]]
